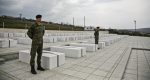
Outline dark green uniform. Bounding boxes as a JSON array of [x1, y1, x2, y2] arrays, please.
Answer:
[[94, 29, 99, 44], [27, 23, 45, 66]]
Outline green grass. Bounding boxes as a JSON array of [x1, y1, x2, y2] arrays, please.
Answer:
[[0, 16, 84, 31]]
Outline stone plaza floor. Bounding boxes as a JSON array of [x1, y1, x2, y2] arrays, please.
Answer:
[[0, 36, 150, 80]]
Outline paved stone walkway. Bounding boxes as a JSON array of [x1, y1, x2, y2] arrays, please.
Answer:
[[122, 50, 150, 80], [0, 36, 150, 80]]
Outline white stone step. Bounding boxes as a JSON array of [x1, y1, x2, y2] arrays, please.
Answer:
[[0, 39, 9, 48], [9, 39, 17, 47], [79, 41, 105, 49], [17, 38, 32, 45], [70, 43, 98, 52], [43, 50, 65, 67], [62, 46, 86, 57], [19, 50, 58, 69], [43, 37, 53, 43], [0, 33, 9, 38], [13, 33, 26, 37], [0, 39, 17, 48], [50, 45, 86, 58], [42, 53, 57, 69]]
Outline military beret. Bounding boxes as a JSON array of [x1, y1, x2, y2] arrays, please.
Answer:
[[36, 14, 42, 18]]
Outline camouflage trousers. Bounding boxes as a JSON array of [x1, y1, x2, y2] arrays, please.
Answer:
[[30, 42, 43, 66], [95, 37, 99, 44]]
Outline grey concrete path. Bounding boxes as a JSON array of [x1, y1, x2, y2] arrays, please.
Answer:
[[0, 36, 150, 80]]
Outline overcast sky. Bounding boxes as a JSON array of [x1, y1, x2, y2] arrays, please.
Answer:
[[0, 0, 150, 29]]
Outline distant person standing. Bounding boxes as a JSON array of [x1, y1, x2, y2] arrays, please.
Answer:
[[27, 14, 45, 74], [94, 27, 100, 44]]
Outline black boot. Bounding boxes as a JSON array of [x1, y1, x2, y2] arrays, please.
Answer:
[[31, 65, 37, 74], [37, 64, 45, 71]]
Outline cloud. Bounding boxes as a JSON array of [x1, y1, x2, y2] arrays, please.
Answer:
[[0, 0, 32, 15], [0, 0, 149, 29], [61, 0, 150, 29]]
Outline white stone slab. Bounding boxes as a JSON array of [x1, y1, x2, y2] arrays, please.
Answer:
[[0, 33, 9, 38], [0, 39, 17, 48], [9, 39, 17, 47], [62, 46, 86, 57], [19, 50, 30, 64], [43, 37, 53, 43], [41, 53, 57, 69], [70, 43, 98, 52], [19, 50, 58, 69], [0, 39, 9, 48], [50, 46, 86, 58], [13, 33, 26, 37], [8, 33, 14, 38], [49, 36, 57, 43], [97, 42, 105, 49], [99, 40, 110, 46], [79, 41, 105, 49], [57, 36, 66, 42], [44, 33, 49, 37], [17, 38, 32, 45], [43, 50, 65, 67]]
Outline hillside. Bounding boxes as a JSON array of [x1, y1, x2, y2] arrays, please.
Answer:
[[0, 16, 84, 31], [125, 28, 150, 34]]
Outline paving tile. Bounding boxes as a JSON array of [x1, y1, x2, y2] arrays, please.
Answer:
[[86, 74, 104, 80], [61, 69, 78, 76], [9, 69, 27, 76], [122, 73, 137, 80], [87, 64, 100, 69], [108, 77, 121, 80], [51, 67, 66, 72], [125, 69, 137, 75], [138, 70, 150, 78], [77, 67, 96, 73], [69, 65, 85, 71], [72, 71, 90, 79], [77, 62, 91, 67], [138, 76, 150, 80], [16, 71, 35, 80], [60, 63, 74, 69], [92, 69, 108, 77], [45, 73, 68, 80], [64, 75, 84, 80]]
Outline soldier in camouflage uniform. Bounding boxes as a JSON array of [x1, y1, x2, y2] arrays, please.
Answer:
[[94, 27, 99, 44], [27, 15, 45, 74]]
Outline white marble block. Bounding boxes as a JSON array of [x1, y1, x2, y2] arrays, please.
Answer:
[[62, 46, 86, 57], [98, 42, 105, 49], [0, 33, 8, 38], [99, 40, 110, 46], [79, 41, 105, 49], [70, 43, 98, 52], [0, 39, 9, 48], [19, 50, 30, 63], [50, 46, 86, 58], [18, 38, 32, 45], [43, 50, 65, 67], [41, 53, 57, 69], [13, 33, 26, 37], [43, 37, 53, 43], [49, 36, 57, 43], [9, 39, 17, 47], [8, 33, 14, 38], [19, 50, 58, 69]]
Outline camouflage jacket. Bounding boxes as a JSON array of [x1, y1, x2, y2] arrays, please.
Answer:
[[27, 23, 45, 44], [94, 29, 99, 38]]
